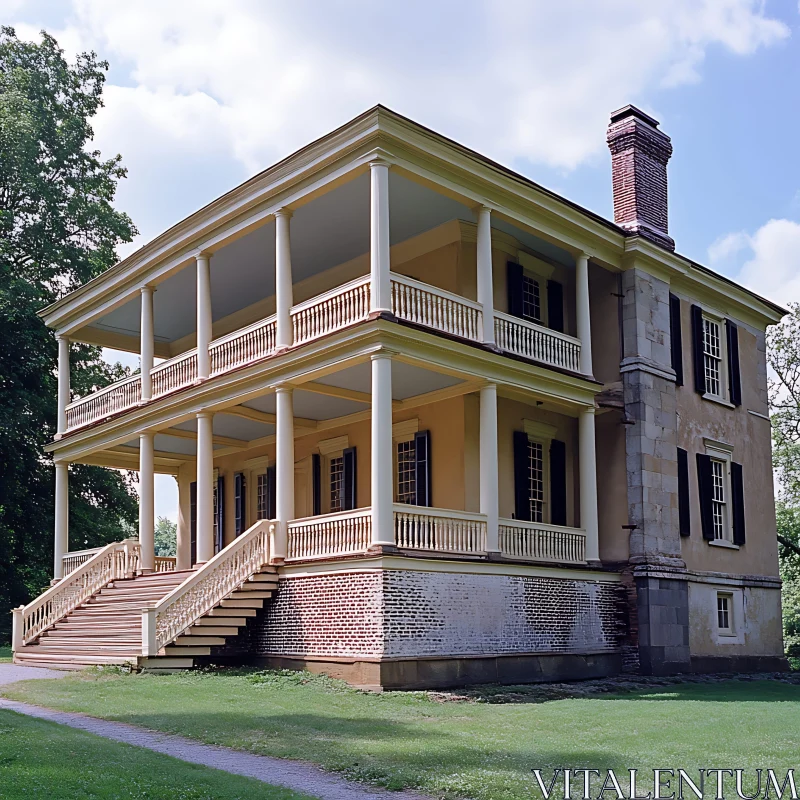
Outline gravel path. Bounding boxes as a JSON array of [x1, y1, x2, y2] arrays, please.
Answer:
[[0, 663, 66, 685], [0, 697, 432, 800]]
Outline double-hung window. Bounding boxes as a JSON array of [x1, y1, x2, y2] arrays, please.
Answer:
[[257, 473, 268, 520], [329, 455, 345, 513], [521, 274, 542, 323], [710, 457, 728, 542], [396, 439, 416, 505], [527, 439, 546, 523], [703, 316, 724, 399]]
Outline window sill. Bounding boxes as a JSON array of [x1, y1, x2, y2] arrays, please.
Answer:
[[702, 393, 735, 409], [708, 539, 740, 550], [717, 630, 737, 638]]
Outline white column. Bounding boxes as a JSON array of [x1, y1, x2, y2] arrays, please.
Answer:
[[138, 432, 155, 571], [576, 253, 593, 376], [480, 384, 500, 553], [196, 253, 212, 380], [275, 209, 294, 350], [140, 286, 155, 401], [371, 353, 394, 545], [579, 406, 600, 563], [476, 206, 495, 345], [176, 470, 192, 571], [274, 386, 294, 561], [196, 411, 215, 562], [53, 462, 69, 579], [369, 160, 391, 313], [56, 335, 70, 437]]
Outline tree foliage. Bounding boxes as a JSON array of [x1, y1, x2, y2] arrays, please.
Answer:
[[154, 516, 177, 558], [0, 27, 139, 638]]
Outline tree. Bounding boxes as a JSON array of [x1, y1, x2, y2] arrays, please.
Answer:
[[0, 27, 139, 639], [154, 517, 177, 558]]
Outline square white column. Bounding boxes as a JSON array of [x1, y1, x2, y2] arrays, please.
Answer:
[[369, 160, 391, 313], [140, 286, 155, 401], [196, 253, 212, 380], [138, 431, 155, 571], [476, 206, 495, 345], [576, 253, 593, 376], [196, 411, 215, 562], [579, 406, 600, 563], [275, 209, 294, 350], [370, 353, 394, 545], [56, 335, 70, 437], [274, 385, 294, 562], [53, 461, 69, 579], [480, 384, 500, 553]]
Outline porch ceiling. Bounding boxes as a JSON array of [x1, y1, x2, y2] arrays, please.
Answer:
[[80, 171, 573, 350]]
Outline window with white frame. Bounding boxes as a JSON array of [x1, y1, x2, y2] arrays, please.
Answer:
[[528, 440, 545, 522], [256, 473, 268, 520], [705, 440, 734, 543], [396, 440, 416, 505], [329, 455, 344, 513], [703, 314, 727, 400], [522, 274, 542, 323], [717, 592, 733, 633]]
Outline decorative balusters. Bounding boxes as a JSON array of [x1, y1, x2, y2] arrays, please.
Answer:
[[392, 505, 487, 554], [287, 510, 372, 560], [61, 548, 103, 575], [153, 557, 177, 573], [210, 318, 276, 376], [65, 375, 142, 431], [494, 312, 581, 372], [151, 352, 197, 398], [291, 277, 371, 345], [390, 274, 482, 341], [498, 521, 586, 564], [13, 540, 140, 647]]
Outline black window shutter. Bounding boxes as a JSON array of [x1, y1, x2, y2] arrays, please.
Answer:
[[215, 475, 225, 553], [234, 472, 245, 536], [507, 261, 524, 319], [513, 431, 531, 522], [669, 293, 684, 386], [266, 466, 276, 519], [696, 453, 715, 541], [190, 481, 197, 565], [677, 447, 690, 536], [414, 430, 432, 507], [690, 304, 705, 394], [312, 453, 321, 516], [547, 280, 564, 333], [731, 461, 746, 545], [343, 447, 357, 511], [550, 439, 567, 527], [726, 321, 742, 406]]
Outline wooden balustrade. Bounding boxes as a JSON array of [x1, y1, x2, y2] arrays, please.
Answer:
[[142, 520, 270, 656], [62, 547, 103, 575], [211, 317, 276, 376], [498, 520, 586, 564], [494, 311, 581, 372], [151, 352, 197, 398], [393, 505, 487, 554], [287, 509, 372, 560], [291, 276, 371, 345], [13, 540, 140, 649], [154, 556, 177, 572], [391, 273, 483, 341], [65, 375, 142, 431]]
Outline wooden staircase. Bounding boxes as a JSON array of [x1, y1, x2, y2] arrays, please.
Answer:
[[14, 567, 278, 671]]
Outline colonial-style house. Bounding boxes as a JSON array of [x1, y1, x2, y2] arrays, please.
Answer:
[[11, 105, 787, 688]]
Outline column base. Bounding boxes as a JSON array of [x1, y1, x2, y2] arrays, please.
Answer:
[[366, 543, 399, 556]]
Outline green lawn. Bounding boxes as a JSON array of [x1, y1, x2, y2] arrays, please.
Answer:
[[0, 645, 12, 663], [0, 707, 309, 800], [4, 669, 800, 800]]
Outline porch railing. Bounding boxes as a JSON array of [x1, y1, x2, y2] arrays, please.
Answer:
[[62, 547, 103, 575], [292, 276, 371, 345], [65, 374, 142, 431], [394, 504, 487, 554], [499, 520, 586, 564], [12, 539, 140, 650], [391, 273, 482, 341], [151, 351, 197, 398], [286, 508, 372, 560], [142, 519, 270, 656], [494, 311, 581, 372]]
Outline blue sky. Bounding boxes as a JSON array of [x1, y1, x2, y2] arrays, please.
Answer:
[[7, 0, 800, 518]]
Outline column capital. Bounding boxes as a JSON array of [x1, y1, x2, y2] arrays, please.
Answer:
[[474, 203, 495, 215], [370, 348, 396, 361], [194, 249, 212, 261], [196, 410, 214, 420], [274, 207, 293, 220], [367, 150, 393, 169], [273, 383, 294, 395], [140, 284, 156, 295], [575, 251, 591, 263], [55, 332, 70, 344]]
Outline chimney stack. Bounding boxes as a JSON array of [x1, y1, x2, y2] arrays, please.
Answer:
[[606, 105, 674, 251]]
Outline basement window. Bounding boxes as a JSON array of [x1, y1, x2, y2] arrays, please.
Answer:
[[717, 592, 734, 635]]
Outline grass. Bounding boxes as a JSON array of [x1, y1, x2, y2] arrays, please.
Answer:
[[0, 646, 12, 663], [0, 708, 309, 800], [4, 669, 800, 800]]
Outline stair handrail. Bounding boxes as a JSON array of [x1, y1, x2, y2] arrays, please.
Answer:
[[12, 539, 140, 651], [142, 520, 272, 656]]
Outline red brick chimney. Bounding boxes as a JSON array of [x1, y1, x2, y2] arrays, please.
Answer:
[[606, 105, 674, 251]]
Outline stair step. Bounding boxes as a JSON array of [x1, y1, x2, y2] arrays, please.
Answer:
[[188, 625, 240, 637], [15, 652, 136, 666], [229, 590, 272, 600], [219, 598, 263, 609], [138, 657, 194, 670], [239, 580, 278, 590], [164, 646, 211, 656], [175, 635, 226, 646], [208, 607, 256, 618], [248, 573, 278, 582], [195, 616, 248, 627]]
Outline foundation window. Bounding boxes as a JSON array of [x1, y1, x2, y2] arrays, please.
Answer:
[[717, 592, 734, 634]]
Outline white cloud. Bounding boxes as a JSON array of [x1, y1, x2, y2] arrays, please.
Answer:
[[709, 219, 800, 305]]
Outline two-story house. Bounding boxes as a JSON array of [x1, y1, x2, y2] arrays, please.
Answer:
[[11, 105, 786, 688]]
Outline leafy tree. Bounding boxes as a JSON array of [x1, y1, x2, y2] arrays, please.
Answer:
[[154, 516, 177, 558], [0, 27, 138, 639]]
